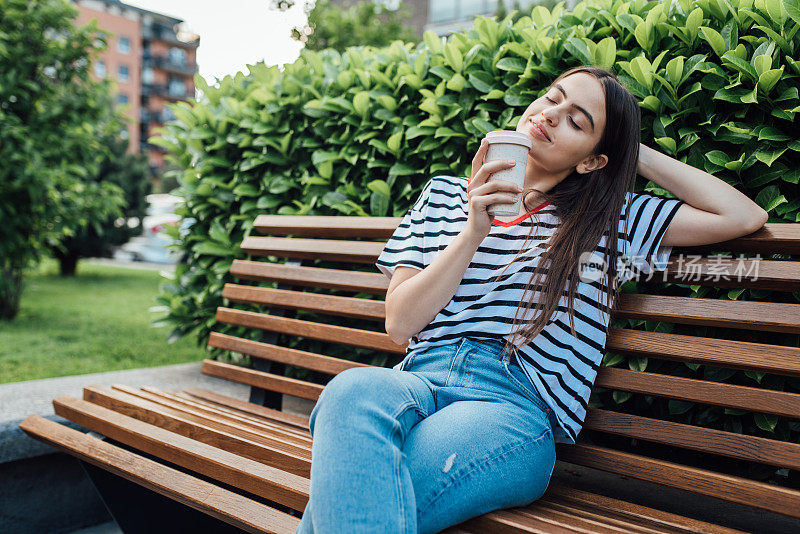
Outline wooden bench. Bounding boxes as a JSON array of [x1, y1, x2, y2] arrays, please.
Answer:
[[20, 213, 800, 533]]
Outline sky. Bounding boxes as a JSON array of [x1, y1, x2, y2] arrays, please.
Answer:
[[125, 0, 309, 85]]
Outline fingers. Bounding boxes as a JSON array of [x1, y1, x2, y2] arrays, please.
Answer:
[[471, 138, 489, 174], [470, 159, 517, 190]]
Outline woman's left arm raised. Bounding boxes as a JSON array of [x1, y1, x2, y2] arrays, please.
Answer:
[[638, 143, 769, 247]]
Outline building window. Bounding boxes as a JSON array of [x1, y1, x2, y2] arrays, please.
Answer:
[[142, 67, 154, 84], [168, 77, 185, 98], [118, 36, 131, 54], [94, 60, 106, 77], [117, 93, 129, 104], [461, 0, 487, 19], [168, 47, 186, 65], [429, 0, 501, 24], [430, 0, 458, 23], [118, 65, 129, 82]]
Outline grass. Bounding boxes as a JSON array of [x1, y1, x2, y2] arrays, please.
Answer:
[[0, 258, 205, 384]]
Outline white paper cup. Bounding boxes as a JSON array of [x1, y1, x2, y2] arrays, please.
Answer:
[[483, 130, 532, 216]]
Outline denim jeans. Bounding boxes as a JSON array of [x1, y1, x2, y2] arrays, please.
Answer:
[[295, 337, 558, 534]]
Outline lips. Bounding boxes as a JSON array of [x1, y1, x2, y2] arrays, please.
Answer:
[[530, 120, 551, 142]]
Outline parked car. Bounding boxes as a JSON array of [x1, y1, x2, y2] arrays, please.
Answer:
[[114, 194, 187, 263]]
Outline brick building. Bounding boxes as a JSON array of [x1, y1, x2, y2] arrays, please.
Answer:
[[73, 0, 199, 184]]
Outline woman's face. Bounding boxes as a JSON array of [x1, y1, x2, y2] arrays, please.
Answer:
[[516, 72, 608, 176]]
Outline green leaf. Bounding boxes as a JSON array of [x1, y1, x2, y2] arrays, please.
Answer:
[[699, 26, 726, 57], [387, 131, 403, 153], [193, 241, 236, 257], [353, 91, 370, 117], [446, 72, 466, 92], [706, 150, 731, 166], [595, 37, 616, 70], [754, 413, 778, 433], [655, 137, 677, 154], [444, 42, 463, 73], [758, 68, 783, 93], [668, 400, 694, 415], [471, 118, 496, 134], [665, 56, 684, 86], [496, 57, 527, 73], [613, 390, 632, 404], [468, 71, 495, 93], [423, 30, 443, 54], [755, 185, 788, 211], [367, 179, 391, 197]]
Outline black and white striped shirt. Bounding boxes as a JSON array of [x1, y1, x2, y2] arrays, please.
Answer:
[[376, 175, 684, 443]]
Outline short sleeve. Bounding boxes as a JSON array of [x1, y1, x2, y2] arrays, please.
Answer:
[[375, 178, 435, 279], [619, 192, 684, 278]]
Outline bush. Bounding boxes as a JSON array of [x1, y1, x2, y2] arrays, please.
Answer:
[[154, 0, 799, 454]]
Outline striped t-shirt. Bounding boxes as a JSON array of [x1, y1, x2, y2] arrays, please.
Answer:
[[375, 175, 684, 444]]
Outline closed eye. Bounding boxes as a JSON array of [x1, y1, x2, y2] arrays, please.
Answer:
[[544, 96, 582, 130]]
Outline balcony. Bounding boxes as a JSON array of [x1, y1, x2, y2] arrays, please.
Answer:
[[142, 24, 200, 48], [142, 83, 193, 101], [151, 55, 197, 77]]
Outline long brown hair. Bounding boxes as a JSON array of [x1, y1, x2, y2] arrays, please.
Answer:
[[496, 65, 641, 360]]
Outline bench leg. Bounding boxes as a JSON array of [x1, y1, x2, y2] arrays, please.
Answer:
[[248, 359, 287, 410], [247, 258, 303, 411], [79, 459, 245, 533]]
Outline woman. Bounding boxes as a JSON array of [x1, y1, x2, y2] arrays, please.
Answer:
[[296, 65, 768, 533]]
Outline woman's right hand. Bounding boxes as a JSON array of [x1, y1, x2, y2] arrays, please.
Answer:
[[465, 138, 523, 240]]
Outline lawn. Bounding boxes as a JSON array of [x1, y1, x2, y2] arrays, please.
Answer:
[[0, 259, 206, 384]]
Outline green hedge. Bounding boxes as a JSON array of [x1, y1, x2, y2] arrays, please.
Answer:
[[154, 0, 800, 473]]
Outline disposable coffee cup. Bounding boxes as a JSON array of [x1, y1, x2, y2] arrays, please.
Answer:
[[483, 130, 531, 217]]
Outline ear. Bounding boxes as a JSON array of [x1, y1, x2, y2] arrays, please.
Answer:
[[576, 153, 608, 174]]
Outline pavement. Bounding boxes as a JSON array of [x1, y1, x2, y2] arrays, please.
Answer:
[[0, 362, 251, 464]]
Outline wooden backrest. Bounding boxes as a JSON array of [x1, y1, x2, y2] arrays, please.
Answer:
[[205, 214, 800, 519]]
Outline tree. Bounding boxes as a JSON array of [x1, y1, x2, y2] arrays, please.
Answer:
[[50, 133, 151, 276], [270, 0, 420, 52], [0, 0, 126, 318]]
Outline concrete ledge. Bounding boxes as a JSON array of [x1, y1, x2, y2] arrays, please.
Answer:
[[1, 362, 250, 464]]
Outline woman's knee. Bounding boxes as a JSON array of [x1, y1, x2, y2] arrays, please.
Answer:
[[309, 367, 394, 430]]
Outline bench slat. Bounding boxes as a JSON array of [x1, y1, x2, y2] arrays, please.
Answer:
[[252, 216, 800, 254], [541, 484, 744, 534], [202, 360, 325, 401], [134, 386, 310, 441], [230, 257, 798, 298], [210, 327, 800, 380], [661, 258, 800, 292], [614, 294, 800, 333], [214, 307, 403, 353], [82, 386, 311, 476], [18, 415, 299, 534], [583, 408, 800, 470], [51, 395, 311, 511], [556, 443, 800, 518], [253, 215, 401, 238], [182, 387, 309, 429], [205, 344, 800, 417], [208, 332, 371, 375], [230, 260, 388, 294], [222, 284, 385, 322], [606, 328, 800, 377], [241, 237, 800, 288], [595, 367, 800, 418], [241, 236, 382, 263]]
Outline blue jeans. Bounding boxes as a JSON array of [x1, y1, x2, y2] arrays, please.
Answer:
[[296, 337, 557, 533]]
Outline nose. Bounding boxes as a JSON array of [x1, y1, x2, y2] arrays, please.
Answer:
[[539, 109, 557, 125]]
